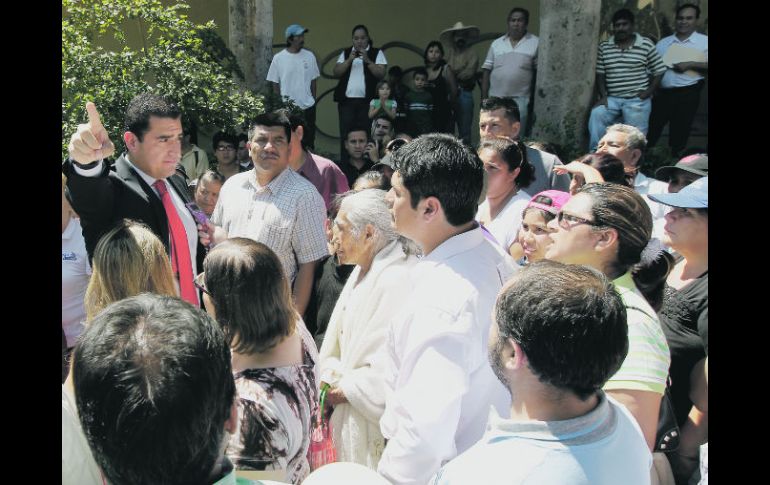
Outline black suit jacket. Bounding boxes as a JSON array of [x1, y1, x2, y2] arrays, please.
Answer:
[[62, 154, 206, 272]]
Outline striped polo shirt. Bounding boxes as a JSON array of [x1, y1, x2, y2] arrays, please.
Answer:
[[597, 33, 667, 98], [605, 271, 670, 395]]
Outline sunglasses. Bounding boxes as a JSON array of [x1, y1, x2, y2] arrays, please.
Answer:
[[557, 211, 601, 229]]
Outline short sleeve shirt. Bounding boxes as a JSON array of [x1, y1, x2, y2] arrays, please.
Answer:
[[482, 33, 538, 98], [605, 272, 671, 395], [596, 34, 667, 98], [266, 48, 321, 109], [211, 168, 328, 283], [337, 47, 388, 98]]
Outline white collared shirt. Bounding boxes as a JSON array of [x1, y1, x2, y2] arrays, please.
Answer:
[[657, 31, 708, 88], [634, 171, 669, 220], [73, 157, 199, 274], [211, 167, 328, 283], [378, 227, 516, 485]]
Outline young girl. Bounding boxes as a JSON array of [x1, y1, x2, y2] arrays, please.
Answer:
[[368, 80, 397, 121], [515, 190, 570, 265]]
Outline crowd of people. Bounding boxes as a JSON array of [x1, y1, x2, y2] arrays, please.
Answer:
[[62, 4, 707, 485]]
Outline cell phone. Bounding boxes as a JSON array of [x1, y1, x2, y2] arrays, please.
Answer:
[[185, 202, 209, 226]]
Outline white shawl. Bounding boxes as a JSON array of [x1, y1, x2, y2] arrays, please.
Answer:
[[319, 240, 416, 468]]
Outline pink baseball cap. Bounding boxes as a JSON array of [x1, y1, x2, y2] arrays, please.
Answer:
[[526, 190, 571, 215]]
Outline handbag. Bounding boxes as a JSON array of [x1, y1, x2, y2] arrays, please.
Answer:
[[654, 384, 680, 453], [309, 385, 337, 471]]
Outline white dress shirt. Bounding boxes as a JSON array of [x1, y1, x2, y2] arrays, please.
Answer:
[[377, 226, 516, 485]]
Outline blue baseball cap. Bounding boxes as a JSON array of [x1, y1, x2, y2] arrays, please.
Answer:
[[648, 176, 708, 209], [285, 24, 308, 39]]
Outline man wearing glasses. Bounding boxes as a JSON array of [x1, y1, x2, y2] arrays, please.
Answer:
[[211, 131, 244, 181]]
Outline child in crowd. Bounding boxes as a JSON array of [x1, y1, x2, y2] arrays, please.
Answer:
[[387, 66, 409, 133], [368, 80, 397, 121], [405, 67, 434, 137]]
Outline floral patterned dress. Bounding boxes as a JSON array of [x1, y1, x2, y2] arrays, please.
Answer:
[[226, 321, 320, 484]]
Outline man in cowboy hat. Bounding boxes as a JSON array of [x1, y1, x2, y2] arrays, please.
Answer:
[[441, 21, 480, 146]]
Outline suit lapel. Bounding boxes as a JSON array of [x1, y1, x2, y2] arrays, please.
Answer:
[[114, 155, 170, 247]]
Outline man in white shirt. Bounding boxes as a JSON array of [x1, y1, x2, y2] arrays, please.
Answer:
[[378, 134, 515, 485], [647, 3, 708, 157], [596, 123, 668, 220], [481, 7, 538, 135], [431, 262, 651, 485], [266, 23, 321, 149]]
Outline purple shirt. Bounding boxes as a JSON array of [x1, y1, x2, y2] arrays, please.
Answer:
[[298, 151, 350, 211]]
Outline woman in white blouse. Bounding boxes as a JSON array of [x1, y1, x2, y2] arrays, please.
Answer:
[[319, 189, 417, 468]]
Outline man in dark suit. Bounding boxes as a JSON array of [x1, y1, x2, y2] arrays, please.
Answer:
[[64, 93, 204, 305]]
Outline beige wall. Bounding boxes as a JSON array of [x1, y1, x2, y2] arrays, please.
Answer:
[[148, 1, 707, 157]]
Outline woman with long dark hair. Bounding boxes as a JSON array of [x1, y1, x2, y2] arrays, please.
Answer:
[[545, 183, 671, 452], [476, 137, 535, 249], [423, 40, 457, 133]]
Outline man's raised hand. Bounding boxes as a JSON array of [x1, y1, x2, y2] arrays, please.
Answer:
[[68, 102, 115, 165]]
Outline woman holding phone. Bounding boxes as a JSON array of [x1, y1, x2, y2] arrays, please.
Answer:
[[333, 25, 388, 163]]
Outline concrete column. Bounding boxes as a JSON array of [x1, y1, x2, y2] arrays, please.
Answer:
[[532, 0, 601, 156], [229, 0, 273, 93]]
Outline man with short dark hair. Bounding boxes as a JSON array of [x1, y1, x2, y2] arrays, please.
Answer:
[[338, 127, 374, 187], [64, 94, 204, 306], [211, 131, 242, 180], [267, 23, 321, 149], [481, 7, 538, 135], [479, 96, 570, 195], [73, 293, 245, 485], [204, 111, 328, 316], [287, 112, 350, 211], [647, 3, 708, 157], [588, 8, 667, 151], [378, 134, 515, 484], [431, 261, 651, 484]]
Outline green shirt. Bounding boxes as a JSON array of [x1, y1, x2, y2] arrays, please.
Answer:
[[605, 271, 670, 395]]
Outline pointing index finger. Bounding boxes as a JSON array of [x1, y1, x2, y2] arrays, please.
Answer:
[[86, 102, 105, 131]]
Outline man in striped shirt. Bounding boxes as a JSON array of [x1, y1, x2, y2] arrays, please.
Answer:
[[588, 9, 667, 151]]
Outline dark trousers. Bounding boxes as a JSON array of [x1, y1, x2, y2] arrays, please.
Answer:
[[648, 82, 704, 157], [303, 105, 317, 150], [337, 99, 370, 163]]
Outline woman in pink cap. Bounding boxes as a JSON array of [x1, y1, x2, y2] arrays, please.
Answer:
[[516, 190, 570, 265]]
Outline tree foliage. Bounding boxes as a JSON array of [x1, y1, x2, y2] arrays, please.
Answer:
[[62, 0, 264, 159]]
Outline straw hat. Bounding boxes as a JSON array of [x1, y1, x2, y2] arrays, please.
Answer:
[[440, 21, 481, 45]]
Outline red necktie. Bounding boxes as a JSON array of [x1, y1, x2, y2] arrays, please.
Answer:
[[153, 180, 198, 306]]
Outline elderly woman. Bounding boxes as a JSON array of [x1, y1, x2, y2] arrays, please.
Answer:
[[192, 170, 225, 217], [319, 189, 417, 467], [545, 183, 671, 452]]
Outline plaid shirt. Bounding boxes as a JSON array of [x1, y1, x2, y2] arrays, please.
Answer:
[[211, 167, 328, 282]]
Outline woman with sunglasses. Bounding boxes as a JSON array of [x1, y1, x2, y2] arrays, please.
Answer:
[[545, 183, 671, 452], [649, 178, 708, 483], [199, 239, 319, 484], [476, 137, 535, 249]]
